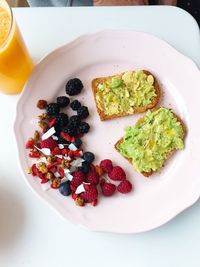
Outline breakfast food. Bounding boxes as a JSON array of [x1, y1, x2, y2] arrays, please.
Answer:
[[92, 70, 160, 120], [115, 107, 186, 176], [26, 78, 133, 207]]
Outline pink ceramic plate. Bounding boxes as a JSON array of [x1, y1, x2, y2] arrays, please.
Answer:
[[14, 30, 200, 233]]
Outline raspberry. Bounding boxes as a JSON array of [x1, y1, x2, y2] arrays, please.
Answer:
[[117, 180, 132, 193], [109, 166, 126, 181], [77, 106, 89, 119], [40, 137, 58, 150], [78, 121, 90, 134], [80, 185, 98, 203], [46, 103, 60, 116], [25, 138, 35, 149], [85, 170, 99, 185], [70, 100, 81, 111], [100, 159, 113, 173], [71, 171, 85, 187], [65, 78, 83, 96], [37, 99, 47, 109], [100, 178, 116, 196], [57, 96, 70, 108]]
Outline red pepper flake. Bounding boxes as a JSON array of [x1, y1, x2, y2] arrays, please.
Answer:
[[50, 166, 57, 173], [71, 137, 75, 143], [32, 164, 38, 176], [68, 151, 74, 158], [56, 157, 62, 164], [72, 193, 78, 200], [25, 138, 35, 149], [73, 150, 81, 157], [29, 150, 41, 158], [61, 132, 71, 142], [51, 184, 59, 189], [47, 162, 59, 169], [38, 172, 45, 179], [62, 148, 68, 155], [49, 117, 56, 128], [58, 167, 64, 178], [41, 178, 49, 184], [52, 147, 62, 155]]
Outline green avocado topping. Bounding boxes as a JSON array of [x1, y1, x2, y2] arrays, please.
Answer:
[[95, 70, 157, 116], [116, 108, 185, 173]]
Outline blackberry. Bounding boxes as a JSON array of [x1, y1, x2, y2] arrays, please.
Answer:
[[57, 96, 70, 108], [70, 100, 81, 111], [63, 122, 77, 137], [54, 125, 62, 137], [65, 78, 83, 96], [46, 103, 60, 116], [69, 115, 81, 127], [77, 106, 89, 119], [83, 152, 95, 164], [78, 121, 90, 134], [55, 113, 69, 128]]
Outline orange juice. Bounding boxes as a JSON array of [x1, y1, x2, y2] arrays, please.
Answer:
[[0, 0, 34, 94]]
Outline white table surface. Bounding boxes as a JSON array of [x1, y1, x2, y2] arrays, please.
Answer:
[[1, 6, 200, 267]]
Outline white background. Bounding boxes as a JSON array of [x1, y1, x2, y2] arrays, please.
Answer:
[[0, 6, 200, 267]]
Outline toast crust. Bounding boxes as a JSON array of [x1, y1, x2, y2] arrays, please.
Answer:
[[92, 70, 161, 121], [115, 108, 186, 177]]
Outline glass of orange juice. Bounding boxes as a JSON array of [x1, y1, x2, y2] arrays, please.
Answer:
[[0, 0, 34, 94]]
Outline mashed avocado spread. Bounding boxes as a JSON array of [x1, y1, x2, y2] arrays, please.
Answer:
[[116, 108, 184, 173], [95, 70, 157, 116]]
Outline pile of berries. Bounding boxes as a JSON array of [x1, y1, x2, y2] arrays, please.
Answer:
[[26, 77, 133, 207], [70, 159, 133, 207], [37, 78, 90, 138]]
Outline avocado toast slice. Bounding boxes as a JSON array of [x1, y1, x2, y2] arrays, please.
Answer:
[[92, 70, 160, 121], [115, 107, 186, 177]]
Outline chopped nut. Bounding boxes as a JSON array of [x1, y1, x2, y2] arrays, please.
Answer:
[[52, 178, 61, 188], [37, 100, 47, 109], [61, 159, 71, 169], [46, 172, 55, 180], [95, 165, 104, 176], [47, 155, 56, 164], [38, 120, 48, 130], [34, 130, 40, 143], [27, 166, 33, 174], [38, 113, 48, 121], [37, 162, 48, 174], [75, 197, 85, 207]]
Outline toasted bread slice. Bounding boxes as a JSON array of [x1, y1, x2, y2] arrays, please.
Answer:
[[92, 70, 161, 121], [115, 107, 186, 177]]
